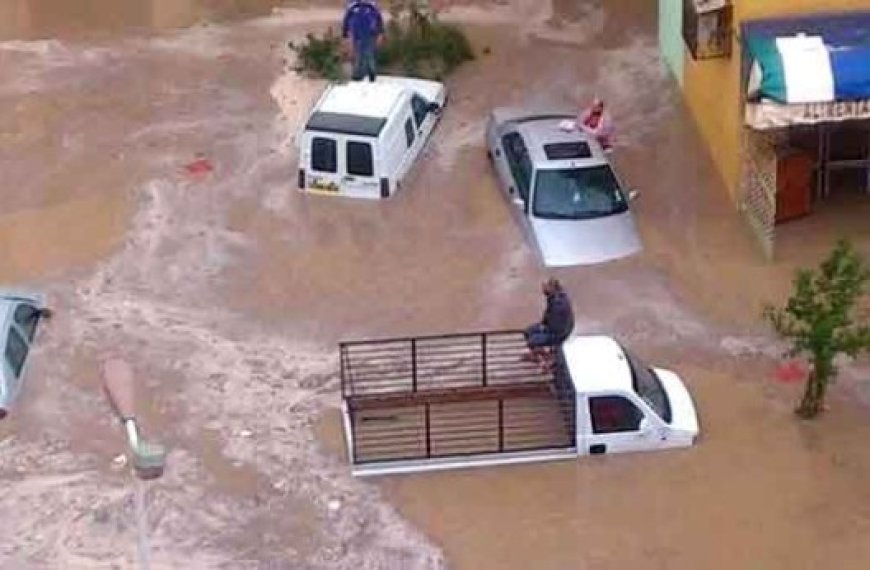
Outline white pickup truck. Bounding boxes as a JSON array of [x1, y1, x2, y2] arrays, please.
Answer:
[[340, 331, 700, 476]]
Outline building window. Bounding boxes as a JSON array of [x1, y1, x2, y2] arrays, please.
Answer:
[[682, 0, 733, 60]]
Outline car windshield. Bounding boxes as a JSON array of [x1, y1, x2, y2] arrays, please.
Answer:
[[532, 165, 628, 220], [625, 350, 672, 423]]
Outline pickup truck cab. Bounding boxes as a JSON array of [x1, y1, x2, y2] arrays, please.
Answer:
[[298, 76, 446, 199], [563, 335, 699, 455], [340, 331, 700, 476], [0, 292, 50, 419]]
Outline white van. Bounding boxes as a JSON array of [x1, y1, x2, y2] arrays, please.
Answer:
[[298, 76, 447, 199]]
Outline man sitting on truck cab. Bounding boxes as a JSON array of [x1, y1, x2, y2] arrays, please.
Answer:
[[523, 278, 574, 371]]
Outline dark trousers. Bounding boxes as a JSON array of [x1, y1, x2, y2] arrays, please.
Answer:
[[352, 41, 377, 82]]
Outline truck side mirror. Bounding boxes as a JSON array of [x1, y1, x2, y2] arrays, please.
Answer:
[[427, 102, 441, 115], [627, 189, 639, 202]]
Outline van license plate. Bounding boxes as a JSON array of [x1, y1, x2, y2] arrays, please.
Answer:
[[310, 179, 339, 193]]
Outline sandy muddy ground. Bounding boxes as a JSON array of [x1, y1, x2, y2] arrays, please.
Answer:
[[1, 0, 869, 569]]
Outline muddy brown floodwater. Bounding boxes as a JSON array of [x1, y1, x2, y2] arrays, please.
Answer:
[[0, 0, 344, 40], [1, 0, 869, 569]]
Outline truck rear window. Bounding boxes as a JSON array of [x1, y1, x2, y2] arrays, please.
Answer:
[[347, 141, 374, 177], [312, 138, 337, 173]]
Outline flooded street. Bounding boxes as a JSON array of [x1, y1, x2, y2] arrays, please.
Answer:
[[0, 0, 343, 40], [1, 0, 869, 568]]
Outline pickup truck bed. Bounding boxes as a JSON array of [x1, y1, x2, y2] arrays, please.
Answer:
[[341, 331, 577, 475]]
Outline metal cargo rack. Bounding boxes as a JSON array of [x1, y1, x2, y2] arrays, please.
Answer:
[[340, 330, 577, 476]]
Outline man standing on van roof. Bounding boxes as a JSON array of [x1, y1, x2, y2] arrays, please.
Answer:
[[342, 0, 385, 82]]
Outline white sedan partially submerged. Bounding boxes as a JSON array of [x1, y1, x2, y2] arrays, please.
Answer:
[[486, 108, 642, 266]]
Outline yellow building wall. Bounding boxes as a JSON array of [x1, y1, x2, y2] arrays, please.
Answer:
[[682, 0, 870, 204]]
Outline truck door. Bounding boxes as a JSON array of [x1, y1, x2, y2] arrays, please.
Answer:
[[342, 137, 383, 199], [583, 394, 663, 455]]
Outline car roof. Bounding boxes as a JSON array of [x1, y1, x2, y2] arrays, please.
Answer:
[[562, 335, 633, 394], [514, 117, 610, 169]]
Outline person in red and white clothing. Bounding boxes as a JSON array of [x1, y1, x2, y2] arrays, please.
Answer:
[[577, 98, 614, 152]]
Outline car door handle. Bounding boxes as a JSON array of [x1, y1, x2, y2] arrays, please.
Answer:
[[343, 176, 355, 182]]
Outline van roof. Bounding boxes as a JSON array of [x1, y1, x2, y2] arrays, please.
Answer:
[[305, 81, 407, 137], [318, 81, 406, 119]]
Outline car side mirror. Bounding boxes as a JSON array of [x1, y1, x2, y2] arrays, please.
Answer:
[[426, 102, 441, 115], [627, 189, 639, 202], [512, 197, 525, 208]]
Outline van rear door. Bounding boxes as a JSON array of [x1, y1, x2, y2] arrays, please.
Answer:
[[342, 137, 384, 199], [303, 134, 344, 195]]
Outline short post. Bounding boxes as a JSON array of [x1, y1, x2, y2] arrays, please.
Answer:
[[411, 338, 418, 393], [481, 333, 488, 387], [497, 399, 505, 452], [424, 403, 432, 458]]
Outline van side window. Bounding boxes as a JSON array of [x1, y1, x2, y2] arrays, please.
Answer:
[[411, 95, 428, 129], [589, 396, 644, 434], [347, 141, 374, 177], [5, 327, 28, 379], [404, 118, 416, 148], [501, 132, 532, 201], [311, 137, 337, 173]]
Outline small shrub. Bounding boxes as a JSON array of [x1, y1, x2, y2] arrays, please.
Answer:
[[288, 29, 345, 82], [763, 239, 870, 419], [378, 2, 474, 80], [287, 3, 474, 82]]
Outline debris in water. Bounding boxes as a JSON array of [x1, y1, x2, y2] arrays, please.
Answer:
[[111, 454, 128, 470], [774, 361, 807, 384], [184, 157, 214, 178]]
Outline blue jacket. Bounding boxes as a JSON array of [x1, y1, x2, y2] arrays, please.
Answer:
[[342, 2, 384, 47]]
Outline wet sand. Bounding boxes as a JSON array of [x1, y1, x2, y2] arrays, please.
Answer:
[[1, 0, 869, 568]]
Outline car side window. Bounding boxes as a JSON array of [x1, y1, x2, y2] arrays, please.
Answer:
[[404, 117, 416, 149], [411, 95, 428, 129], [311, 137, 337, 173], [13, 304, 40, 342], [501, 132, 532, 201], [589, 396, 644, 434], [5, 327, 28, 379], [347, 141, 374, 177]]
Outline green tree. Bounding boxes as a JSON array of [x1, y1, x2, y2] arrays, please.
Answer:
[[763, 240, 870, 419]]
